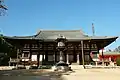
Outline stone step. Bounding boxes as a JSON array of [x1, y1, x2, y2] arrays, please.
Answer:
[[70, 65, 84, 69], [71, 63, 79, 65]]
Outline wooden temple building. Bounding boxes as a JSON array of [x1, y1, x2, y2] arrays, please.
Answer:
[[3, 30, 118, 66]]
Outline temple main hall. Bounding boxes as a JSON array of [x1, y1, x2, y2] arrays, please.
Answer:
[[3, 30, 118, 66]]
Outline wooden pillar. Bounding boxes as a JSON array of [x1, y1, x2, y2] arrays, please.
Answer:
[[73, 50, 75, 62], [73, 49, 76, 62], [53, 51, 55, 63], [81, 40, 85, 68], [53, 43, 56, 64], [16, 48, 19, 69], [89, 41, 92, 63], [53, 51, 57, 64], [67, 53, 69, 64], [96, 48, 99, 66], [42, 42, 45, 65], [37, 41, 40, 67], [9, 57, 11, 66], [77, 53, 80, 64], [45, 51, 48, 61], [37, 53, 40, 67], [29, 44, 32, 60], [102, 48, 104, 66], [42, 52, 44, 65]]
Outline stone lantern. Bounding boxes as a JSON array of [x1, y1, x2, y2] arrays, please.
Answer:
[[52, 35, 72, 71], [57, 35, 66, 63]]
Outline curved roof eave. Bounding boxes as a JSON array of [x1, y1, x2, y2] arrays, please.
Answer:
[[3, 35, 118, 40], [42, 36, 118, 42]]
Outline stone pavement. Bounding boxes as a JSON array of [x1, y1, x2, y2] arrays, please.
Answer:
[[62, 67, 120, 80], [1, 65, 120, 80]]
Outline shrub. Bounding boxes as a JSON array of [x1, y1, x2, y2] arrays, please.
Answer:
[[116, 58, 120, 66], [38, 65, 52, 69]]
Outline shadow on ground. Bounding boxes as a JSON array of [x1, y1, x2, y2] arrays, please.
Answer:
[[0, 69, 75, 80]]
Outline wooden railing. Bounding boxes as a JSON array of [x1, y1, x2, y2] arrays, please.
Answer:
[[9, 58, 20, 63]]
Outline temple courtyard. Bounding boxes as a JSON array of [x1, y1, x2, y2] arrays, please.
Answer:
[[63, 68, 120, 80], [0, 66, 120, 80]]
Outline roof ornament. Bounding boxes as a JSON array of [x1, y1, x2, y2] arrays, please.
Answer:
[[0, 0, 8, 16], [58, 34, 65, 38]]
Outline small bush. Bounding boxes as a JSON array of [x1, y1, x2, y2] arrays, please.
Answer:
[[116, 58, 120, 66], [38, 65, 52, 69]]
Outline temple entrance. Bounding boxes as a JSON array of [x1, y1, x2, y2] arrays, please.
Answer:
[[66, 50, 83, 64], [75, 51, 83, 65]]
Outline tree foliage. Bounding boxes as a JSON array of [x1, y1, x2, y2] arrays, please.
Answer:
[[0, 35, 12, 52], [0, 0, 8, 16], [116, 58, 120, 66], [114, 46, 120, 52], [0, 35, 17, 65]]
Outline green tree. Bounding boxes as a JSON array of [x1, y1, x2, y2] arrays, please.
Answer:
[[0, 35, 17, 65], [116, 58, 120, 66], [0, 0, 8, 16], [114, 46, 120, 52]]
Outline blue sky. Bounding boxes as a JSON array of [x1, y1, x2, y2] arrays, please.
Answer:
[[0, 0, 120, 50]]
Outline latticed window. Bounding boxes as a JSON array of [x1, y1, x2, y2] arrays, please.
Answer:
[[22, 52, 30, 58], [43, 44, 47, 50], [75, 44, 81, 50], [39, 44, 42, 48], [48, 44, 54, 50], [91, 44, 94, 48], [34, 44, 38, 48], [91, 44, 97, 49], [84, 44, 86, 48], [86, 44, 89, 48], [32, 44, 38, 48], [24, 44, 29, 48], [68, 44, 74, 49], [94, 44, 97, 48]]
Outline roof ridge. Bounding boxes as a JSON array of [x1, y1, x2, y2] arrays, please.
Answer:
[[38, 29, 83, 32], [104, 51, 120, 53]]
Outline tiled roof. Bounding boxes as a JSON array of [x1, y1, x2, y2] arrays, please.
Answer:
[[2, 30, 118, 48], [3, 30, 118, 41], [34, 30, 89, 39], [100, 52, 120, 55]]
